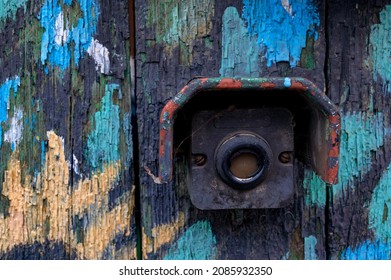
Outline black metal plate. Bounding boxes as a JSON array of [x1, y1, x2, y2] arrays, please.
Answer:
[[190, 108, 294, 209]]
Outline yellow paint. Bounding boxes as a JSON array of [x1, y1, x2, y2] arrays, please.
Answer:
[[0, 131, 136, 259], [142, 212, 185, 259]]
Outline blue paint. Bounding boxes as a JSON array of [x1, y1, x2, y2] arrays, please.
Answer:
[[41, 141, 46, 166], [219, 7, 260, 77], [304, 235, 318, 260], [370, 5, 391, 92], [87, 84, 120, 170], [164, 220, 216, 260], [0, 76, 20, 147], [303, 170, 326, 207], [369, 162, 391, 241], [242, 0, 320, 67], [341, 239, 391, 260], [333, 112, 389, 197], [284, 77, 291, 87], [39, 0, 99, 71]]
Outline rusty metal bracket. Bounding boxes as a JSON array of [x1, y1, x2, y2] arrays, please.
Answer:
[[159, 77, 340, 184]]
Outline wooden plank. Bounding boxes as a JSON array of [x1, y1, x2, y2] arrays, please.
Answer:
[[0, 0, 137, 259], [327, 0, 391, 260], [136, 0, 329, 259]]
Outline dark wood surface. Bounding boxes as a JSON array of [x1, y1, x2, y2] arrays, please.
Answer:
[[1, 0, 391, 260]]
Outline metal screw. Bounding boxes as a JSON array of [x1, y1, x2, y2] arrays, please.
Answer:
[[279, 152, 291, 164], [193, 154, 207, 166]]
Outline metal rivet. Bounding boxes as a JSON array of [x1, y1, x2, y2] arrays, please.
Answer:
[[279, 152, 291, 164], [193, 154, 207, 166]]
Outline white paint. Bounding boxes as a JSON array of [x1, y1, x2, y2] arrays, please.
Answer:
[[281, 0, 293, 16], [73, 154, 80, 175], [54, 12, 69, 46], [87, 38, 110, 74], [4, 108, 23, 150]]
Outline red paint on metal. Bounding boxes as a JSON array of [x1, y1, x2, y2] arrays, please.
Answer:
[[326, 164, 339, 184], [290, 80, 309, 92], [178, 84, 190, 95], [260, 82, 276, 89], [216, 78, 243, 89], [159, 129, 167, 157], [161, 101, 180, 121], [327, 115, 341, 157], [158, 77, 341, 185]]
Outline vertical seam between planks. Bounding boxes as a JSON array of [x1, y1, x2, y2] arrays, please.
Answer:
[[324, 0, 332, 260], [128, 0, 142, 260]]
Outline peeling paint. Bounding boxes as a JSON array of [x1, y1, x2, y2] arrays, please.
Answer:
[[72, 154, 80, 175], [284, 77, 291, 87], [304, 235, 318, 260], [369, 163, 391, 242], [219, 7, 259, 77], [4, 107, 23, 151], [370, 5, 391, 92], [87, 84, 120, 171], [281, 0, 292, 16], [54, 11, 69, 46], [303, 170, 326, 207], [341, 240, 391, 260], [39, 0, 101, 71], [163, 220, 216, 260], [0, 131, 135, 259], [0, 0, 26, 23], [151, 212, 185, 250], [0, 76, 20, 148], [332, 112, 388, 197], [87, 39, 110, 74], [242, 0, 320, 67], [146, 0, 214, 65]]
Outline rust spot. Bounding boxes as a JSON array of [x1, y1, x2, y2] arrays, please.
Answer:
[[161, 101, 180, 121], [216, 78, 243, 89], [260, 82, 276, 89], [326, 164, 339, 184], [159, 130, 168, 157], [328, 114, 341, 125], [290, 80, 308, 91]]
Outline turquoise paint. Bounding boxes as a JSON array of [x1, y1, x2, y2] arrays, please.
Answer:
[[123, 112, 133, 170], [164, 220, 216, 260], [303, 170, 326, 207], [219, 7, 259, 77], [369, 162, 391, 241], [333, 112, 389, 197], [39, 0, 99, 71], [370, 5, 391, 92], [0, 0, 26, 22], [284, 77, 291, 87], [41, 141, 46, 166], [242, 0, 319, 67], [87, 84, 120, 170], [304, 235, 318, 260], [341, 240, 391, 260], [0, 76, 20, 148]]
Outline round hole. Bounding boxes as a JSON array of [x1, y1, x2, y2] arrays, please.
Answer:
[[215, 133, 272, 190], [229, 151, 260, 179]]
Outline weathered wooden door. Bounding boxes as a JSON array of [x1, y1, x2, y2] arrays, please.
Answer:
[[1, 0, 391, 260], [0, 0, 137, 259]]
